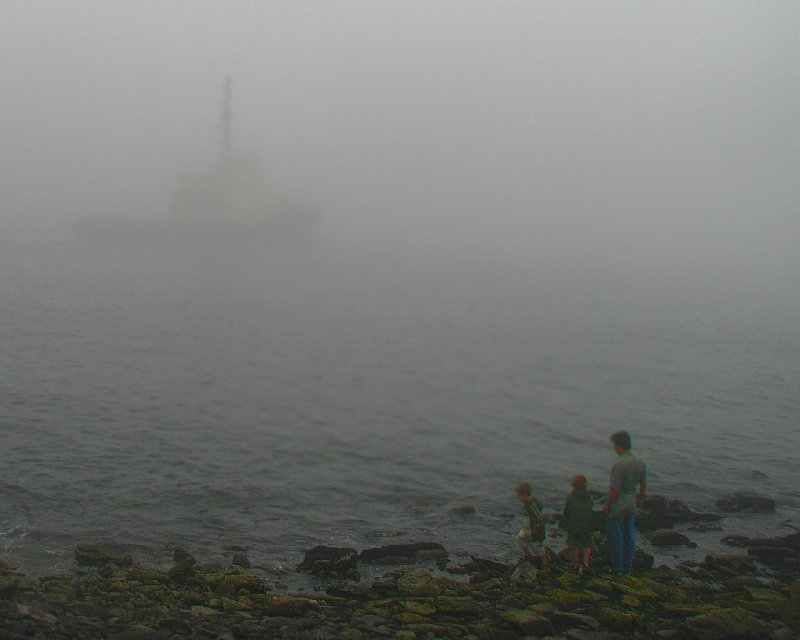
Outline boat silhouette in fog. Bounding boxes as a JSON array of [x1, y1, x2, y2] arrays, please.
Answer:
[[73, 77, 318, 246]]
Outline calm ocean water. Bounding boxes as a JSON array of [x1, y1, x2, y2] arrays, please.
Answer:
[[2, 239, 798, 577]]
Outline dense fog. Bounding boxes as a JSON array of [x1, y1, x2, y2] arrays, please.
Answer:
[[2, 2, 799, 283]]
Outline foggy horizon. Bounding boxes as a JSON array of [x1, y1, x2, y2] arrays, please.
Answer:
[[2, 2, 799, 281]]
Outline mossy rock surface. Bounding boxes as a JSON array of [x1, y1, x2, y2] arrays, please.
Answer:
[[685, 607, 769, 640], [498, 609, 555, 636]]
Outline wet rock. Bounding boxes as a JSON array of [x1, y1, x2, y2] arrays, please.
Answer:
[[552, 611, 601, 630], [0, 576, 20, 599], [359, 542, 448, 566], [685, 607, 769, 640], [633, 547, 655, 571], [687, 523, 723, 533], [509, 561, 538, 587], [499, 609, 555, 636], [325, 582, 370, 599], [297, 545, 358, 577], [126, 566, 166, 583], [262, 596, 322, 617], [447, 505, 476, 516], [721, 535, 751, 547], [565, 631, 614, 640], [167, 557, 195, 578], [232, 553, 251, 568], [396, 568, 441, 597], [648, 529, 697, 548], [702, 554, 756, 576], [598, 607, 641, 631], [172, 545, 195, 563], [637, 495, 721, 533], [462, 556, 511, 577], [435, 596, 482, 617], [747, 546, 797, 563], [110, 624, 164, 640], [71, 601, 109, 619], [716, 492, 775, 513], [745, 530, 800, 551], [74, 544, 134, 568]]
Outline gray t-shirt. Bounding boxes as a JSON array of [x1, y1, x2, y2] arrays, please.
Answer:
[[609, 452, 647, 519]]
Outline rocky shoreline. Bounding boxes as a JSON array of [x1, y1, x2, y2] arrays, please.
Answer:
[[1, 495, 798, 640]]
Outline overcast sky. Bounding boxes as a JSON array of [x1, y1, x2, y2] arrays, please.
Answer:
[[1, 1, 799, 275]]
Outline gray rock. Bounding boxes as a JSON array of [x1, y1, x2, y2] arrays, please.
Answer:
[[447, 505, 476, 516], [637, 495, 720, 533], [232, 553, 251, 568], [359, 542, 448, 566], [172, 545, 195, 563], [167, 557, 196, 578], [0, 576, 20, 600], [297, 545, 358, 577], [74, 544, 133, 568], [648, 529, 697, 548]]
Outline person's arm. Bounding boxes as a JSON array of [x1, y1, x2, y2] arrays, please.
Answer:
[[636, 483, 647, 507], [636, 463, 648, 506], [603, 489, 619, 514], [603, 461, 622, 514]]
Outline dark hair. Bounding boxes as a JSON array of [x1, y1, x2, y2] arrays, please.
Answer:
[[610, 430, 631, 450], [515, 482, 532, 497], [572, 474, 588, 490]]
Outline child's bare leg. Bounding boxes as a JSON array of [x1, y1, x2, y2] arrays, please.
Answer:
[[583, 547, 592, 569]]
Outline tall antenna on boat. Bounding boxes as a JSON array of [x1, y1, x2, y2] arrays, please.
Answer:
[[220, 75, 233, 164]]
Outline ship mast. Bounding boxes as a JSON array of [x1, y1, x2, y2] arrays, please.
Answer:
[[219, 75, 233, 165]]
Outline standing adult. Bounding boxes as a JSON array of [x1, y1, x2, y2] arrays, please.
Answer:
[[603, 430, 647, 575]]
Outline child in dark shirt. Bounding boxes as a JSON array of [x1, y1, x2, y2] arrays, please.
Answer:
[[562, 474, 594, 574]]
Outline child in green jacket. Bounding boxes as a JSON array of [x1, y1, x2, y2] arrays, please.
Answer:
[[515, 482, 547, 568]]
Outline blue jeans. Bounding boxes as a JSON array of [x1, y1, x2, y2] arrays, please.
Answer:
[[606, 514, 636, 574]]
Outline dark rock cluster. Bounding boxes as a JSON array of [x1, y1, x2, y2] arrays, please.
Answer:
[[1, 532, 798, 640]]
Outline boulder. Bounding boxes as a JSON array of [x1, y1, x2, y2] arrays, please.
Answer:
[[716, 492, 775, 513], [359, 542, 448, 566], [296, 545, 358, 577], [74, 544, 133, 568], [648, 529, 697, 548]]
